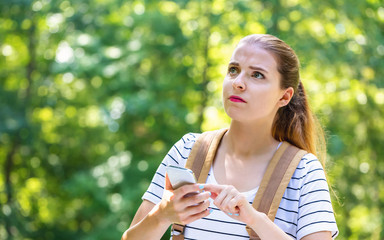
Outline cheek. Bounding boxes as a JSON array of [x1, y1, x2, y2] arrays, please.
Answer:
[[249, 87, 279, 110]]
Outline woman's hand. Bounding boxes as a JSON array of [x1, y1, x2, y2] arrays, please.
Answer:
[[203, 184, 331, 240], [157, 174, 212, 225], [202, 184, 258, 225], [122, 174, 212, 240]]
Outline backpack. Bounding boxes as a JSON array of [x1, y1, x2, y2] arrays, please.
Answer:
[[172, 128, 307, 240]]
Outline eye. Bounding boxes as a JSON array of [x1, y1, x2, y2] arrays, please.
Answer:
[[252, 71, 264, 79], [228, 66, 239, 75]]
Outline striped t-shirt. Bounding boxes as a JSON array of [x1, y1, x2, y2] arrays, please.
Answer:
[[142, 133, 339, 240]]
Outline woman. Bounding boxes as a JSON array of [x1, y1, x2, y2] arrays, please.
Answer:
[[122, 34, 338, 239]]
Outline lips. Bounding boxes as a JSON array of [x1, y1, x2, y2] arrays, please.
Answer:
[[229, 95, 246, 103]]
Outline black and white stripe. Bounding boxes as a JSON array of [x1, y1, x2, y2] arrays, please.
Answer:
[[142, 133, 339, 239]]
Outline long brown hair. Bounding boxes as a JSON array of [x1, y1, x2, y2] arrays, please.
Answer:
[[239, 34, 327, 166]]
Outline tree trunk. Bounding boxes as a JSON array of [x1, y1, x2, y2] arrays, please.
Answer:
[[197, 1, 212, 132], [4, 141, 17, 240], [3, 8, 37, 240]]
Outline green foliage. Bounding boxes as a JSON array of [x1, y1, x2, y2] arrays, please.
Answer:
[[0, 0, 383, 239]]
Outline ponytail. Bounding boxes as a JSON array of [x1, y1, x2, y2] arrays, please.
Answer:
[[272, 82, 326, 166]]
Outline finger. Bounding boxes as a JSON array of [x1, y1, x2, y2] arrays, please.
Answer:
[[173, 184, 202, 200], [182, 207, 212, 224], [182, 191, 211, 207], [221, 189, 238, 212], [165, 173, 174, 191], [176, 199, 211, 224], [221, 194, 236, 212], [171, 188, 210, 217], [227, 195, 248, 217], [213, 186, 231, 208], [184, 199, 211, 216], [201, 184, 224, 196], [228, 195, 242, 213]]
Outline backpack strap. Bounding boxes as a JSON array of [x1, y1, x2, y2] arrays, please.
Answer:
[[171, 129, 227, 240], [246, 142, 307, 240], [185, 129, 228, 182]]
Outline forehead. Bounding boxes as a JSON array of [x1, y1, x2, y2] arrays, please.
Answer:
[[230, 43, 278, 72]]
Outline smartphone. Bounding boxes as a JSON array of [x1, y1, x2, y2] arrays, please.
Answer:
[[165, 165, 197, 189]]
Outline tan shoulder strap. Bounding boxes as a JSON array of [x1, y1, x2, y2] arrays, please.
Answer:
[[171, 128, 227, 240], [185, 128, 227, 183], [246, 142, 307, 240]]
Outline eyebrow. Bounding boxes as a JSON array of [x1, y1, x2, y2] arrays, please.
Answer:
[[228, 62, 269, 74]]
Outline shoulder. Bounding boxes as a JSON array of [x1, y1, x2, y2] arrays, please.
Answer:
[[289, 153, 331, 203], [173, 132, 200, 154], [292, 153, 326, 180], [178, 132, 200, 149], [165, 132, 201, 167], [288, 152, 330, 197]]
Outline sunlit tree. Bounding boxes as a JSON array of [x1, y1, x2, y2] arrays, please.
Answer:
[[1, 0, 383, 239]]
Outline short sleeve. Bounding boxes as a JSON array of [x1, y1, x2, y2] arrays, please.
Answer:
[[296, 154, 339, 240], [142, 133, 199, 205]]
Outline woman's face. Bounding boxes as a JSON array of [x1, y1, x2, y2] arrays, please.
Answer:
[[222, 42, 290, 124]]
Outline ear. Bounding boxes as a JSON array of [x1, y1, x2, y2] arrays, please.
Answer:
[[278, 87, 294, 107]]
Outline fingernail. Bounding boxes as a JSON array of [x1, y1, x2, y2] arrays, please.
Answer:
[[234, 213, 239, 216], [209, 209, 213, 214], [199, 185, 204, 189], [227, 212, 233, 216]]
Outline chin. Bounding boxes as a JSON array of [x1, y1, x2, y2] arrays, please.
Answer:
[[224, 108, 248, 122]]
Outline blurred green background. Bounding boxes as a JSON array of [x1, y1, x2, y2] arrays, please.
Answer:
[[1, 0, 383, 239]]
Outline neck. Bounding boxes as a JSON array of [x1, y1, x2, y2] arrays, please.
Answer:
[[224, 120, 280, 158]]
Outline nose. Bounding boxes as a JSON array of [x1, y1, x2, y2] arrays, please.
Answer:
[[232, 73, 246, 90]]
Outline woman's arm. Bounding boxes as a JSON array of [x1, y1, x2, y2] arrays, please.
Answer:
[[301, 231, 332, 240], [121, 200, 170, 240], [129, 200, 156, 227], [247, 210, 331, 240], [121, 175, 212, 240], [203, 184, 332, 240]]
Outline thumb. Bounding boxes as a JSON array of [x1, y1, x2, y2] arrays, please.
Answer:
[[165, 173, 174, 191]]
